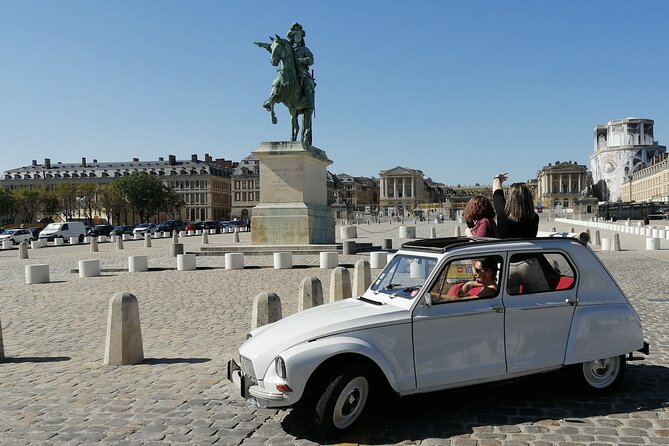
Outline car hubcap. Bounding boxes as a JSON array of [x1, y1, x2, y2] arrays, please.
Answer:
[[333, 376, 368, 429], [584, 356, 619, 388]]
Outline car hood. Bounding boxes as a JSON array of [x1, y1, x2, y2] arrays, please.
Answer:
[[238, 297, 409, 378]]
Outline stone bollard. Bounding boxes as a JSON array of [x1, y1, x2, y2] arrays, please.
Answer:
[[18, 242, 29, 259], [353, 259, 372, 296], [116, 236, 124, 250], [25, 264, 49, 284], [586, 229, 591, 241], [201, 233, 209, 245], [233, 231, 240, 243], [320, 251, 339, 269], [398, 225, 416, 238], [30, 240, 41, 250], [342, 240, 357, 255], [595, 230, 601, 246], [2, 240, 12, 250], [382, 238, 393, 250], [251, 292, 282, 329], [83, 236, 91, 244], [225, 252, 244, 270], [98, 235, 107, 243], [646, 237, 660, 250], [430, 227, 437, 238], [173, 231, 179, 243], [273, 252, 293, 269], [552, 227, 557, 232], [177, 254, 196, 271], [170, 243, 184, 257], [79, 259, 101, 277], [298, 276, 323, 311], [340, 226, 357, 239], [133, 233, 142, 240], [570, 228, 575, 233], [90, 237, 99, 252], [128, 255, 149, 273], [330, 267, 352, 302], [179, 230, 187, 238], [122, 234, 130, 241], [163, 231, 170, 238], [104, 292, 144, 365], [54, 237, 64, 246], [144, 235, 152, 248], [613, 233, 621, 251], [454, 226, 462, 237], [370, 251, 388, 269], [69, 236, 80, 245], [0, 315, 4, 361], [601, 238, 611, 251]]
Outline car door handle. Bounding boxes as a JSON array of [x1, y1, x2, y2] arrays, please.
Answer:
[[490, 304, 504, 313]]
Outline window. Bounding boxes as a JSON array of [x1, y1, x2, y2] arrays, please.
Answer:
[[428, 255, 502, 304], [370, 255, 438, 299], [506, 252, 575, 295]]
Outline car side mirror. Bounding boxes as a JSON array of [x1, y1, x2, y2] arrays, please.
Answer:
[[423, 293, 433, 307]]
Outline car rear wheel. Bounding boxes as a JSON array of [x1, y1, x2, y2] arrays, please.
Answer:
[[574, 355, 625, 394], [315, 366, 370, 433]]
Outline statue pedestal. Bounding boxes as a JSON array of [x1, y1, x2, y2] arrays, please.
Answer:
[[252, 141, 335, 245]]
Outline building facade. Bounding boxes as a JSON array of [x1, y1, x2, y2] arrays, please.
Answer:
[[536, 160, 590, 210], [622, 153, 669, 203], [378, 166, 430, 216], [230, 154, 260, 220], [1, 154, 233, 223], [591, 118, 666, 202], [335, 173, 379, 215]]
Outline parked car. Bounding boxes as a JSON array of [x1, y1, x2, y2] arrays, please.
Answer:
[[88, 224, 115, 237], [156, 219, 185, 233], [228, 236, 649, 433], [0, 228, 34, 245], [39, 221, 86, 243], [29, 227, 43, 239], [110, 225, 136, 236], [133, 223, 158, 235], [202, 221, 221, 231], [185, 222, 204, 232]]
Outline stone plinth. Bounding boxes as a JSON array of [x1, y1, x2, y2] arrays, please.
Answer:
[[26, 264, 49, 284], [251, 141, 335, 245], [79, 259, 101, 277], [104, 292, 144, 365]]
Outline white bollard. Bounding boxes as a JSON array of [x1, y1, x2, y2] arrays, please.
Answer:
[[201, 233, 209, 245], [399, 225, 416, 238], [144, 236, 151, 248], [209, 229, 216, 235], [54, 237, 64, 246], [370, 251, 388, 269], [84, 236, 92, 244], [601, 238, 611, 251], [90, 238, 99, 252], [79, 259, 101, 278], [98, 236, 107, 243], [179, 231, 187, 238], [320, 251, 339, 269], [273, 252, 293, 269], [177, 254, 196, 271], [133, 233, 142, 240], [659, 229, 666, 240], [128, 255, 149, 273], [69, 236, 79, 245], [25, 264, 49, 284], [30, 240, 41, 250], [225, 252, 244, 270], [2, 240, 12, 250], [122, 234, 130, 241], [646, 237, 660, 250], [163, 231, 171, 238]]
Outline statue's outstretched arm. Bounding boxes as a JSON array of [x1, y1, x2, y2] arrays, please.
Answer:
[[254, 42, 271, 52]]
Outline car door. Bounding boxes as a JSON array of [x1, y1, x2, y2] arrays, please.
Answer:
[[412, 255, 506, 391], [503, 251, 577, 375]]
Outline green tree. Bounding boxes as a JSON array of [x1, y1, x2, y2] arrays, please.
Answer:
[[14, 187, 42, 223], [0, 187, 18, 223], [160, 185, 184, 220], [78, 182, 98, 224], [97, 183, 128, 225], [116, 172, 165, 223], [55, 183, 79, 221]]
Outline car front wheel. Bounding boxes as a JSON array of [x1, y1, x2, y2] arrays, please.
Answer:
[[574, 355, 625, 394], [315, 366, 370, 433]]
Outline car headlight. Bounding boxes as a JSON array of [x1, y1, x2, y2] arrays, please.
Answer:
[[275, 356, 287, 379]]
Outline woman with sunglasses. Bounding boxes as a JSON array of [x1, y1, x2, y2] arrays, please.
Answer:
[[492, 173, 539, 239]]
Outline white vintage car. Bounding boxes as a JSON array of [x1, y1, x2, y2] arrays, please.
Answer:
[[228, 237, 649, 433]]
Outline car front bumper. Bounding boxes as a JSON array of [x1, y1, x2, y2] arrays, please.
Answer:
[[227, 358, 287, 408]]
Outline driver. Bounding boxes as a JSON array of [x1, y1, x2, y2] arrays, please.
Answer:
[[448, 257, 499, 299]]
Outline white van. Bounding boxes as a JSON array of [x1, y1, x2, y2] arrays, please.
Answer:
[[38, 222, 86, 243]]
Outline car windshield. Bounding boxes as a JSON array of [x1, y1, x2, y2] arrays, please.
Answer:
[[3, 229, 17, 234], [44, 223, 61, 230], [137, 223, 150, 228], [370, 254, 438, 299]]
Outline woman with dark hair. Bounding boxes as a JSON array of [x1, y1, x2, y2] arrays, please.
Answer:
[[492, 173, 539, 239], [463, 195, 497, 237]]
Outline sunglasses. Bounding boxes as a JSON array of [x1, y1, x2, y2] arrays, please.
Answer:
[[474, 267, 489, 273]]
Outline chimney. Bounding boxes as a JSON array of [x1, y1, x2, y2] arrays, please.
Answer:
[[191, 154, 198, 162], [168, 155, 176, 166], [32, 160, 37, 167], [132, 157, 139, 162], [159, 157, 164, 161], [205, 153, 212, 163], [45, 158, 51, 169], [93, 159, 97, 163], [81, 157, 87, 167]]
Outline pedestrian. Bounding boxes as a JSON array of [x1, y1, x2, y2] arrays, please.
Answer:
[[463, 195, 497, 237]]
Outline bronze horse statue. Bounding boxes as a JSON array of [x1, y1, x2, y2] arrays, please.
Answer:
[[257, 35, 314, 146]]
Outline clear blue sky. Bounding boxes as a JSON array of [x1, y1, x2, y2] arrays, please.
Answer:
[[2, 0, 668, 186]]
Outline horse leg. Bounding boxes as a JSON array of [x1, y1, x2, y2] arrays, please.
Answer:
[[302, 111, 312, 146], [291, 110, 299, 141], [271, 103, 277, 125]]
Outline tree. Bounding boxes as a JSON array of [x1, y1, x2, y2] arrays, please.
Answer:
[[97, 183, 128, 225], [78, 182, 98, 224], [116, 172, 165, 222], [55, 183, 79, 221], [40, 189, 61, 221], [0, 187, 18, 223], [14, 187, 43, 223], [160, 185, 184, 220]]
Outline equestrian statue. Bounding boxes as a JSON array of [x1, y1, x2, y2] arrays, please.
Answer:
[[255, 23, 315, 146]]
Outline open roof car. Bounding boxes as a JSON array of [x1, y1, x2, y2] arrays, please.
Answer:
[[228, 236, 649, 434]]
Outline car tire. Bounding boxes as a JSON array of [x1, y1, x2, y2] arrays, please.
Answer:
[[79, 234, 84, 243], [10, 238, 16, 245], [315, 366, 370, 433], [573, 355, 626, 394]]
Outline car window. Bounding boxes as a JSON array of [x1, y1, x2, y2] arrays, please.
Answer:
[[370, 255, 438, 299], [506, 252, 576, 296], [428, 255, 503, 304]]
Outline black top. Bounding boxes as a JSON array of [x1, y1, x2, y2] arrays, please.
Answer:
[[493, 189, 539, 239]]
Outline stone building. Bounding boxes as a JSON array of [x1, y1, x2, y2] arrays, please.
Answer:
[[591, 118, 666, 202], [622, 153, 669, 203], [536, 161, 590, 210], [230, 154, 260, 220], [378, 166, 430, 216], [1, 154, 234, 223], [335, 173, 379, 215]]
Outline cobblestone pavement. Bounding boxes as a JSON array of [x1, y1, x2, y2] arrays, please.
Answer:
[[0, 220, 668, 445]]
